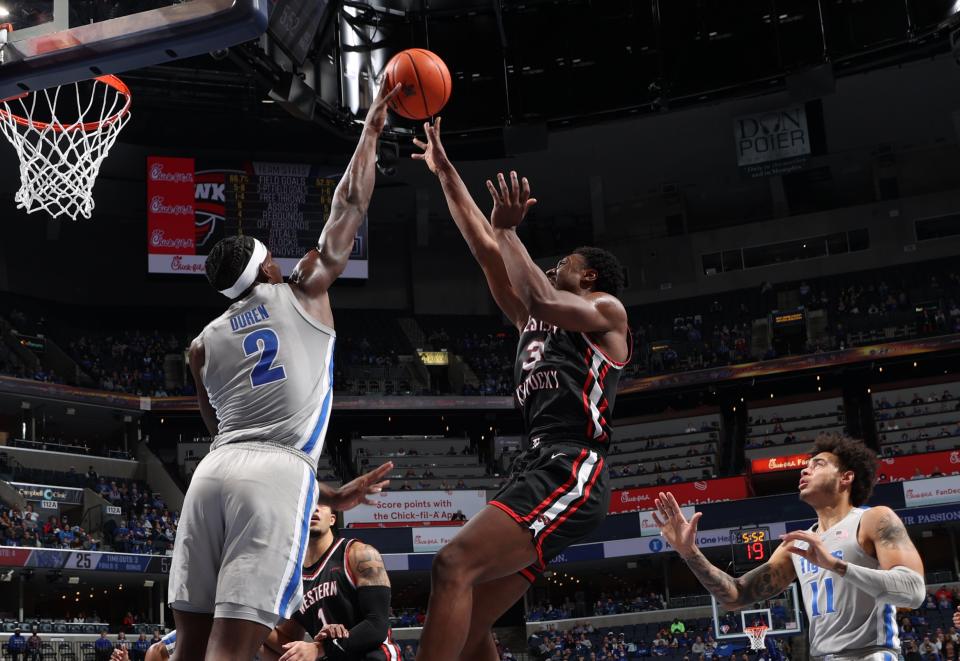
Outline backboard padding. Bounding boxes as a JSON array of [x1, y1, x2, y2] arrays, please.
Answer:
[[0, 0, 268, 98]]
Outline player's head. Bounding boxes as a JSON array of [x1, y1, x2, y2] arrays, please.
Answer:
[[309, 503, 338, 538], [205, 235, 281, 300], [546, 247, 625, 298], [799, 433, 878, 508]]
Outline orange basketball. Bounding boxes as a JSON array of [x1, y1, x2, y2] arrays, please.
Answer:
[[384, 48, 452, 120]]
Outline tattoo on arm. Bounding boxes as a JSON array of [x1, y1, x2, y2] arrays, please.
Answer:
[[352, 544, 390, 587], [680, 549, 787, 608], [680, 549, 740, 606], [875, 513, 911, 550]]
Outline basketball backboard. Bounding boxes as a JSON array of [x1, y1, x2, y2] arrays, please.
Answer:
[[712, 583, 803, 642], [0, 0, 268, 98]]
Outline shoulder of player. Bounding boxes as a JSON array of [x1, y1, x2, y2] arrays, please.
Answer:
[[187, 336, 205, 368], [347, 540, 390, 586], [859, 506, 906, 539], [346, 539, 377, 566], [860, 505, 898, 528]]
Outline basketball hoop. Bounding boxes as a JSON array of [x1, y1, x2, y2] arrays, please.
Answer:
[[744, 626, 769, 651], [0, 24, 131, 220]]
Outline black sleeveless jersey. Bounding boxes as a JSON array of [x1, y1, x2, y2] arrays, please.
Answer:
[[293, 538, 401, 661], [514, 316, 631, 449]]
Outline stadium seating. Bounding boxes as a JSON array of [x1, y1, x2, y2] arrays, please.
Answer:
[[744, 396, 845, 459], [607, 414, 720, 489]]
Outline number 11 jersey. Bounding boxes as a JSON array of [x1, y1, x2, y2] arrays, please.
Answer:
[[201, 282, 335, 464]]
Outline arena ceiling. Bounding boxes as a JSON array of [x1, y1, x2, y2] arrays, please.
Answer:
[[116, 0, 960, 154]]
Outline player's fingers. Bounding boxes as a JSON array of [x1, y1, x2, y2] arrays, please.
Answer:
[[367, 462, 393, 481], [525, 198, 538, 212], [381, 82, 403, 102], [486, 180, 501, 205], [520, 177, 532, 206], [497, 172, 510, 202], [690, 511, 703, 531], [370, 480, 389, 492], [412, 137, 427, 150], [665, 492, 684, 517], [434, 116, 442, 137], [655, 494, 670, 518], [651, 511, 665, 527], [509, 171, 521, 204]]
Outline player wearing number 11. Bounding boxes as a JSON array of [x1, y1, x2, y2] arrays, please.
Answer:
[[654, 433, 925, 661], [167, 81, 402, 661]]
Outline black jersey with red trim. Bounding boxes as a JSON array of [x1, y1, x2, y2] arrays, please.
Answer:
[[514, 316, 631, 448], [293, 537, 401, 661]]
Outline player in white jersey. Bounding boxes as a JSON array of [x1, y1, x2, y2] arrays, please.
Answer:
[[655, 433, 925, 661], [167, 80, 402, 661]]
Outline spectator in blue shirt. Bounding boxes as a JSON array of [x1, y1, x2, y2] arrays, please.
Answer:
[[94, 632, 113, 661], [131, 633, 150, 661], [7, 628, 26, 661]]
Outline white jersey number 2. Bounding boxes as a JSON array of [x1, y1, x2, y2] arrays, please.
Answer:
[[243, 328, 287, 388]]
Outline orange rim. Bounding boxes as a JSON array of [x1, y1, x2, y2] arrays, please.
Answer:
[[0, 75, 132, 133]]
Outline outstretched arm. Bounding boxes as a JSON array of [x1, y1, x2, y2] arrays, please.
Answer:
[[488, 171, 627, 333], [289, 82, 402, 299], [653, 491, 796, 609], [316, 462, 393, 511], [412, 119, 528, 329]]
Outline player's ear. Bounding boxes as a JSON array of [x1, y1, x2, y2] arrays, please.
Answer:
[[839, 468, 855, 490], [582, 269, 598, 286]]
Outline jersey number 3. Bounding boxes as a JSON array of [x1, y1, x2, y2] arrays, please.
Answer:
[[522, 340, 545, 372], [243, 328, 287, 388]]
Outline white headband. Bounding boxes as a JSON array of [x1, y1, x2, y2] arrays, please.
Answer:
[[219, 238, 268, 299]]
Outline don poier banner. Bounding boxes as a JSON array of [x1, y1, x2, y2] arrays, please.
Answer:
[[147, 157, 201, 273]]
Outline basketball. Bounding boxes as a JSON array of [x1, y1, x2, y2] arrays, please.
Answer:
[[384, 48, 451, 120]]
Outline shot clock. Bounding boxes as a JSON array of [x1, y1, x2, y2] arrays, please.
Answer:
[[729, 526, 778, 573]]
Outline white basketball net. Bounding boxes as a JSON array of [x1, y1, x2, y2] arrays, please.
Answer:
[[745, 626, 768, 651], [0, 76, 131, 220]]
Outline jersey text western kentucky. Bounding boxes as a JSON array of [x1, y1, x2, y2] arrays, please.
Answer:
[[514, 316, 631, 447]]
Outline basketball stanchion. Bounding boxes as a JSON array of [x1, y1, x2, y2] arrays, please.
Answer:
[[0, 24, 132, 220]]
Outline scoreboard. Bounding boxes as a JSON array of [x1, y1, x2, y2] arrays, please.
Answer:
[[729, 526, 779, 573], [147, 157, 368, 279]]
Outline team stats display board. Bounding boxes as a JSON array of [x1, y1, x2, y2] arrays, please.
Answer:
[[147, 156, 368, 279]]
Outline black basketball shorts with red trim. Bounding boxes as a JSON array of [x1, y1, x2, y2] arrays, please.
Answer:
[[489, 442, 609, 584]]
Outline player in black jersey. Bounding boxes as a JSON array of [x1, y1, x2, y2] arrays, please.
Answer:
[[261, 502, 399, 661], [121, 504, 398, 661], [412, 119, 630, 661]]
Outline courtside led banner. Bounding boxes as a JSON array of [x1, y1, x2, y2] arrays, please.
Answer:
[[147, 156, 368, 279], [609, 477, 750, 514], [411, 527, 461, 553], [343, 490, 487, 527], [751, 453, 810, 474], [903, 475, 960, 508], [877, 450, 960, 482]]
